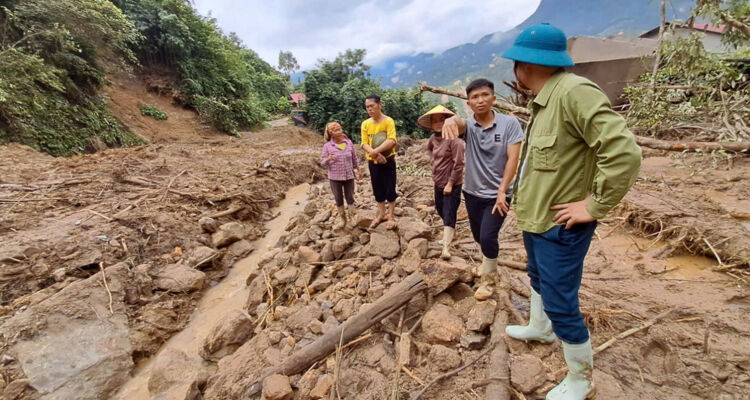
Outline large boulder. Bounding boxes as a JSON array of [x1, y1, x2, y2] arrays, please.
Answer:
[[367, 230, 400, 259], [200, 311, 255, 361], [212, 222, 245, 248], [420, 260, 473, 296], [0, 263, 133, 400], [421, 304, 464, 344], [397, 217, 431, 241], [153, 263, 206, 292]]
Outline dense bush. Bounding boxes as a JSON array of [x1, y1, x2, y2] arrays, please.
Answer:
[[303, 49, 435, 142], [0, 0, 143, 155]]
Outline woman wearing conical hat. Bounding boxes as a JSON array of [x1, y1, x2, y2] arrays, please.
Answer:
[[418, 105, 465, 259]]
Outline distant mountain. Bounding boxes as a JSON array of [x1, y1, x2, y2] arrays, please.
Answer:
[[371, 0, 696, 90]]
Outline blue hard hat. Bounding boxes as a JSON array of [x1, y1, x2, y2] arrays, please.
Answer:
[[502, 23, 574, 67]]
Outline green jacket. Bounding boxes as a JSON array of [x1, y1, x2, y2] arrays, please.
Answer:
[[513, 72, 642, 234]]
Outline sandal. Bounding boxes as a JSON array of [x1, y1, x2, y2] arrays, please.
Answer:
[[369, 215, 387, 229], [384, 218, 398, 230]]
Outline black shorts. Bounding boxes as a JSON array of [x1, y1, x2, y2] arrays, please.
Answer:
[[368, 156, 398, 203]]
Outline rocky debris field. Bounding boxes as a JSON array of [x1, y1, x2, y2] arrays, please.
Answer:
[[0, 131, 748, 400]]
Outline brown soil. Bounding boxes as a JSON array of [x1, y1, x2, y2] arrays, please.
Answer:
[[1, 77, 748, 400]]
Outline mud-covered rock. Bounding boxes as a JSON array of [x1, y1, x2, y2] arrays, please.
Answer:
[[200, 310, 254, 361], [296, 246, 321, 264], [460, 331, 487, 349], [510, 354, 546, 393], [592, 370, 627, 399], [331, 236, 353, 258], [228, 239, 254, 258], [361, 256, 385, 272], [286, 303, 323, 335], [397, 217, 432, 241], [149, 348, 209, 398], [153, 263, 206, 292], [212, 221, 245, 247], [428, 344, 462, 371], [422, 304, 464, 344], [420, 260, 473, 296], [319, 242, 334, 262], [273, 266, 299, 285], [368, 230, 400, 259], [262, 374, 293, 400], [188, 246, 218, 267], [466, 300, 497, 331], [354, 210, 376, 228], [311, 209, 331, 225], [309, 373, 334, 399], [199, 216, 220, 233]]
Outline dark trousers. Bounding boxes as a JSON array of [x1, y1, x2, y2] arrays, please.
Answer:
[[523, 221, 597, 344], [329, 179, 355, 207], [368, 157, 398, 203], [463, 191, 511, 259], [434, 184, 461, 228]]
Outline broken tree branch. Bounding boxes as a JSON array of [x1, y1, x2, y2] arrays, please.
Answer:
[[634, 136, 750, 153], [418, 83, 530, 117]]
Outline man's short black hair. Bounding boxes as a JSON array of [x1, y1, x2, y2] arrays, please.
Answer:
[[365, 94, 381, 103], [465, 79, 494, 96]]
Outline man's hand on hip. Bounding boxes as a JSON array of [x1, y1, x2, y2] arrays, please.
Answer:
[[550, 198, 596, 229]]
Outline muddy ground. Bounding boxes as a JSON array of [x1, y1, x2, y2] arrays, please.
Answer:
[[1, 78, 748, 400]]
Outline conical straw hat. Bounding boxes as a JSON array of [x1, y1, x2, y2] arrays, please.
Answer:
[[417, 105, 455, 130]]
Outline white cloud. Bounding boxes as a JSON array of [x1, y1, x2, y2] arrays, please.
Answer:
[[191, 0, 541, 69]]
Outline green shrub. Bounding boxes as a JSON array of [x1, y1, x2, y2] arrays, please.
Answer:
[[140, 104, 168, 120]]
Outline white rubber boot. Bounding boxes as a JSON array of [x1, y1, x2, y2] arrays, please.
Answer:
[[474, 256, 497, 300], [440, 226, 454, 260], [505, 289, 557, 343], [546, 339, 596, 400], [346, 204, 357, 228], [333, 206, 347, 230]]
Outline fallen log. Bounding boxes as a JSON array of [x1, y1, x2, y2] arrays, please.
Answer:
[[244, 272, 428, 397], [418, 83, 530, 117], [634, 136, 750, 154], [486, 286, 512, 400]]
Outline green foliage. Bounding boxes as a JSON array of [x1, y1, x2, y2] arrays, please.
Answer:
[[696, 0, 750, 50], [278, 50, 299, 79], [624, 32, 748, 141], [140, 104, 167, 120], [304, 49, 434, 143], [0, 0, 143, 156], [112, 0, 288, 134]]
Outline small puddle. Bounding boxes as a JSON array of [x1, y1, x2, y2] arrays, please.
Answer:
[[114, 183, 310, 399]]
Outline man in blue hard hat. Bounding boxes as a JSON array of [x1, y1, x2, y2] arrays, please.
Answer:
[[444, 23, 642, 400]]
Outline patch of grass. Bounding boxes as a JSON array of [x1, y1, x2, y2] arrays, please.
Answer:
[[140, 104, 168, 121]]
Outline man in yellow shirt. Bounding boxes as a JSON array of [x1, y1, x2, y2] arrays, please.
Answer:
[[361, 94, 398, 230]]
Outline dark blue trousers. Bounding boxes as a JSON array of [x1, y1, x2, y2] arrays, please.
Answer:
[[463, 191, 511, 259], [434, 184, 462, 228], [523, 221, 597, 344]]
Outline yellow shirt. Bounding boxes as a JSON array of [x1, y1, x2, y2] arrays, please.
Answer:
[[361, 116, 397, 161]]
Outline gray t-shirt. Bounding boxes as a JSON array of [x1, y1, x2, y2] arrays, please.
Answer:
[[463, 111, 524, 199]]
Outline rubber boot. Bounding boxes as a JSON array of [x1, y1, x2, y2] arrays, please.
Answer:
[[505, 288, 557, 343], [546, 339, 596, 400], [474, 256, 497, 300], [346, 204, 357, 228], [334, 206, 347, 230], [440, 226, 454, 260]]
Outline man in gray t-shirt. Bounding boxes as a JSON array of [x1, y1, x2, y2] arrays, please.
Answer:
[[442, 78, 524, 300]]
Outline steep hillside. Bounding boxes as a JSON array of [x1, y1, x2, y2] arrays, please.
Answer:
[[372, 0, 695, 89]]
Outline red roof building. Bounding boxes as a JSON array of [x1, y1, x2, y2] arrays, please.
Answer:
[[289, 93, 306, 106]]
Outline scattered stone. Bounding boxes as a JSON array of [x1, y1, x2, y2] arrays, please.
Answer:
[[199, 217, 220, 233], [308, 277, 331, 293], [331, 236, 353, 258], [398, 247, 422, 273], [297, 246, 321, 264], [356, 277, 370, 296], [309, 374, 334, 399], [273, 266, 299, 284], [153, 264, 206, 292], [52, 267, 67, 282], [149, 348, 209, 398], [200, 311, 254, 361], [262, 374, 293, 400], [321, 316, 339, 334], [447, 282, 475, 302], [286, 304, 323, 335], [303, 202, 317, 216], [359, 232, 370, 245], [295, 369, 322, 399], [295, 264, 316, 290], [367, 283, 385, 300], [1, 354, 15, 366], [592, 370, 627, 399], [397, 217, 431, 241], [228, 240, 253, 258], [188, 246, 218, 267], [354, 210, 376, 228], [510, 354, 546, 393], [368, 230, 400, 259], [246, 275, 267, 311], [334, 298, 355, 320], [320, 242, 334, 262], [420, 260, 473, 296], [336, 266, 355, 278], [268, 331, 282, 345], [466, 300, 497, 331], [311, 209, 332, 225], [211, 221, 245, 247], [2, 379, 29, 400], [428, 344, 462, 371], [421, 304, 464, 344], [361, 256, 385, 272], [308, 319, 323, 334], [407, 238, 428, 258], [460, 331, 487, 349], [152, 383, 201, 400]]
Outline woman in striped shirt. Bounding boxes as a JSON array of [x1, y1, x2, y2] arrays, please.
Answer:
[[320, 122, 362, 230]]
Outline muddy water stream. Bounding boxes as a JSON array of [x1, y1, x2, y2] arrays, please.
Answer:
[[114, 183, 310, 399]]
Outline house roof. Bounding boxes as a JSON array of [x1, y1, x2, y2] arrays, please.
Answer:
[[568, 36, 658, 63], [640, 22, 727, 37], [289, 93, 306, 103]]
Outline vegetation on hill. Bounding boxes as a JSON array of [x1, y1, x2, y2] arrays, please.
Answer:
[[0, 0, 144, 156], [303, 49, 451, 142]]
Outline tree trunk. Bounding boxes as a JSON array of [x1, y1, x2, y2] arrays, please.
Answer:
[[650, 0, 667, 89]]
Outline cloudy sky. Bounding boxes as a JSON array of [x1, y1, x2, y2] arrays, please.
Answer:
[[192, 0, 541, 69]]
